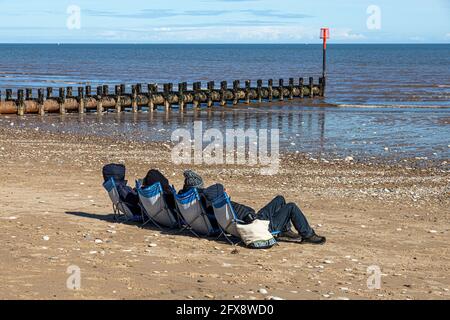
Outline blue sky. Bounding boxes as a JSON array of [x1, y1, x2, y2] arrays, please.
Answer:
[[0, 0, 449, 43]]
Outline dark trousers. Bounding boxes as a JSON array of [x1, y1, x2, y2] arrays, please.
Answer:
[[257, 196, 314, 238]]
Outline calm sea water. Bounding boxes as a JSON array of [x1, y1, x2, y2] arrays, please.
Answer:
[[0, 44, 449, 106], [0, 44, 449, 162]]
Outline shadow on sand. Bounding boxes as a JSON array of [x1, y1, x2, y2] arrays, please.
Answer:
[[65, 211, 238, 245]]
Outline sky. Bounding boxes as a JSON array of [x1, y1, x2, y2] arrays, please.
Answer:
[[0, 0, 449, 43]]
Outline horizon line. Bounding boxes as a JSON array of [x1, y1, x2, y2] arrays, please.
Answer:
[[0, 42, 449, 45]]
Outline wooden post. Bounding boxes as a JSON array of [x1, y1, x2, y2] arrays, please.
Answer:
[[46, 87, 53, 100], [96, 86, 103, 114], [268, 79, 273, 102], [17, 89, 25, 116], [136, 83, 142, 95], [59, 88, 66, 115], [178, 82, 185, 111], [279, 79, 284, 101], [319, 77, 326, 97], [207, 81, 214, 108], [85, 85, 91, 97], [102, 85, 109, 96], [220, 81, 227, 106], [309, 77, 314, 98], [115, 85, 121, 113], [6, 89, 12, 101], [163, 83, 171, 111], [78, 87, 85, 114], [147, 84, 156, 112], [25, 88, 32, 100], [66, 87, 73, 98], [38, 89, 45, 116], [193, 82, 201, 109], [289, 78, 294, 100], [232, 80, 240, 105], [131, 85, 138, 113], [120, 84, 126, 95], [257, 79, 262, 103], [244, 80, 251, 104], [299, 77, 304, 98]]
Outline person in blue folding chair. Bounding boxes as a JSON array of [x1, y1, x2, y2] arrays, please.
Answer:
[[182, 170, 326, 245], [142, 169, 177, 213], [178, 170, 220, 231], [102, 163, 142, 222]]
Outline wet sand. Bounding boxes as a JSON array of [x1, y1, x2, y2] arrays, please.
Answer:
[[0, 123, 449, 300]]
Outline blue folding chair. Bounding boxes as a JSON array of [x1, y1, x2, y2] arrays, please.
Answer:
[[103, 177, 136, 222], [172, 186, 219, 237], [136, 180, 178, 229], [213, 192, 281, 245]]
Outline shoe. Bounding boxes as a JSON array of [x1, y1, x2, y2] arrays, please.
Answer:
[[279, 230, 302, 239], [302, 232, 326, 245], [277, 230, 303, 243]]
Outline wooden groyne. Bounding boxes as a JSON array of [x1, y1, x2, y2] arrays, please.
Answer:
[[0, 77, 325, 116]]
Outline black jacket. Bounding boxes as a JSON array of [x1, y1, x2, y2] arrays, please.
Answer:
[[142, 169, 176, 212], [193, 183, 256, 224]]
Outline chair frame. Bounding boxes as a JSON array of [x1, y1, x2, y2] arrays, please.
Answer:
[[103, 177, 135, 222], [213, 192, 281, 246], [136, 180, 178, 230], [212, 192, 244, 245], [171, 186, 218, 238]]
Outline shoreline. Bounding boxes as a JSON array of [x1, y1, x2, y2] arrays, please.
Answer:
[[0, 125, 449, 299], [1, 104, 449, 169]]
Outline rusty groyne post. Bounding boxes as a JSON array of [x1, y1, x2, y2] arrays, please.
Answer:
[[0, 77, 324, 116]]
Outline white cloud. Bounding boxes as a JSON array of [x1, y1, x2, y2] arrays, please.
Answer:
[[332, 28, 365, 40], [95, 26, 366, 43]]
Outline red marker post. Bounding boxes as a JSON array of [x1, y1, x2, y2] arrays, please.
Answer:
[[320, 27, 330, 96]]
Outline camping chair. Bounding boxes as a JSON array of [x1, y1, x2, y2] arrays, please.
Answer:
[[136, 180, 178, 229], [103, 177, 136, 222], [171, 186, 218, 237], [212, 192, 281, 245]]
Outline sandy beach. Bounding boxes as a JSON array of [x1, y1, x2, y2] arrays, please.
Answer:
[[0, 119, 449, 300]]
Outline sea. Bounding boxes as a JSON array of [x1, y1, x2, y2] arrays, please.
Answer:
[[0, 44, 449, 163]]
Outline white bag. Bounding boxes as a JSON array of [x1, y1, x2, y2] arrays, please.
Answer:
[[236, 219, 277, 249]]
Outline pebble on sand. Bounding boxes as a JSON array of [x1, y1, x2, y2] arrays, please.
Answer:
[[42, 235, 50, 241], [258, 288, 268, 295], [266, 296, 284, 300], [94, 239, 103, 244], [428, 230, 438, 234], [148, 243, 157, 247]]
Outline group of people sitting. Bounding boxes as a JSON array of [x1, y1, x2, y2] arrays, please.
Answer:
[[102, 163, 326, 245]]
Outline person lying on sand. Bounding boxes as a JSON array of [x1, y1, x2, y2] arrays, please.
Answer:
[[102, 163, 142, 220], [142, 169, 177, 213], [180, 170, 326, 245]]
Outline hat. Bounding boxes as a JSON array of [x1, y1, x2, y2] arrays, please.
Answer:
[[183, 170, 204, 189]]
